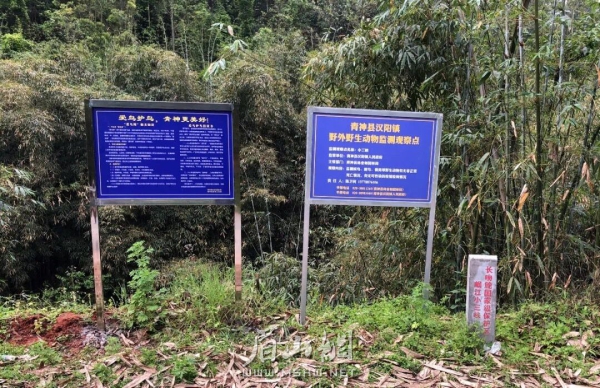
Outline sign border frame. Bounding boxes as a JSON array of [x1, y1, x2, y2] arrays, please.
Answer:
[[86, 99, 238, 206], [305, 106, 443, 208]]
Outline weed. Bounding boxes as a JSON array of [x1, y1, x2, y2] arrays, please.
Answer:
[[28, 342, 62, 365], [0, 364, 32, 381], [33, 316, 51, 335], [105, 336, 122, 355], [124, 241, 166, 329], [172, 355, 198, 383], [444, 320, 485, 361], [0, 342, 24, 356], [92, 363, 116, 385], [42, 267, 95, 306], [140, 348, 158, 366], [166, 259, 238, 328]]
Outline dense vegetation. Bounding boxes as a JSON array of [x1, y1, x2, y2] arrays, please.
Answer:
[[1, 0, 599, 310]]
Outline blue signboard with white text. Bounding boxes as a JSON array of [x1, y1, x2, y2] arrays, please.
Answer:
[[88, 101, 235, 204], [308, 108, 442, 206]]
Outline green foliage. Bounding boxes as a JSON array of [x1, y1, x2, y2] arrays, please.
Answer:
[[0, 166, 37, 220], [0, 33, 34, 57], [28, 342, 62, 365], [496, 298, 600, 366], [265, 0, 376, 45], [304, 0, 600, 303], [258, 252, 304, 305], [212, 29, 310, 267], [0, 342, 24, 356], [164, 259, 238, 328], [346, 285, 447, 336], [311, 284, 488, 363], [123, 241, 166, 329], [104, 336, 122, 355], [140, 348, 158, 366], [40, 266, 95, 307], [2, 277, 600, 385], [0, 166, 42, 292], [445, 324, 485, 361], [41, 4, 111, 49], [316, 211, 427, 304], [107, 44, 199, 100], [92, 363, 116, 385], [0, 0, 30, 36], [304, 0, 456, 110], [171, 355, 198, 383]]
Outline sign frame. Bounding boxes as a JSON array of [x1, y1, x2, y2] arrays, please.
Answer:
[[299, 106, 443, 324], [85, 99, 242, 329], [306, 107, 442, 207]]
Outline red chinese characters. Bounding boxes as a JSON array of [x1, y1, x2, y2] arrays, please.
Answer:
[[482, 266, 495, 336]]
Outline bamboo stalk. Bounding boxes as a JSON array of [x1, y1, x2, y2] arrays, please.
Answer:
[[534, 0, 545, 267], [547, 0, 568, 263], [504, 3, 512, 266]]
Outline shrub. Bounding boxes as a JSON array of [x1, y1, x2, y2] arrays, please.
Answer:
[[0, 33, 34, 57]]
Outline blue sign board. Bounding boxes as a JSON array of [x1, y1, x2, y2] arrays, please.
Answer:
[[308, 108, 442, 206], [88, 101, 235, 204]]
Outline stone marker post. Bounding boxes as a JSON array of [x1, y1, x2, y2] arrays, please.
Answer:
[[466, 255, 498, 343]]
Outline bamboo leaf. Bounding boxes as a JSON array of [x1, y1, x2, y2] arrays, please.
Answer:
[[467, 193, 479, 210], [420, 70, 440, 89], [550, 170, 565, 188], [517, 184, 529, 212], [479, 71, 491, 84], [477, 152, 490, 166], [457, 197, 467, 216], [582, 162, 594, 191], [506, 211, 516, 228], [535, 255, 545, 273], [549, 272, 558, 290]]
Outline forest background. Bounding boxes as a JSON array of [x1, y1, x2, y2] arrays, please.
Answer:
[[1, 0, 599, 310]]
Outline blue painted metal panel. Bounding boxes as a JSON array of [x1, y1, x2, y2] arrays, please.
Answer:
[[310, 112, 439, 203], [92, 108, 234, 200]]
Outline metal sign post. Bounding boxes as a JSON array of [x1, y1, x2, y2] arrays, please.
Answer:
[[89, 198, 105, 330], [233, 108, 242, 300], [300, 107, 443, 325], [85, 100, 240, 328]]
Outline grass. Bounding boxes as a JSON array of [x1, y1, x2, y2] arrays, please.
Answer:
[[0, 258, 599, 387]]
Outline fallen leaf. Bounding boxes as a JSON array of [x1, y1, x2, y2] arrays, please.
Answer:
[[423, 363, 463, 377], [552, 367, 567, 388], [122, 370, 155, 388], [400, 346, 424, 359], [562, 332, 581, 339]]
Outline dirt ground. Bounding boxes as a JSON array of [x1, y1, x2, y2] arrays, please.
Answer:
[[4, 312, 85, 353]]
